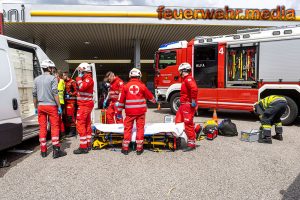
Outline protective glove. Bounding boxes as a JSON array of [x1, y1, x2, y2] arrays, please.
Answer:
[[115, 101, 119, 107], [58, 107, 62, 115], [191, 99, 197, 108], [92, 125, 96, 132], [78, 72, 84, 77], [34, 108, 38, 115], [116, 113, 123, 120], [103, 100, 107, 108], [65, 94, 70, 99]]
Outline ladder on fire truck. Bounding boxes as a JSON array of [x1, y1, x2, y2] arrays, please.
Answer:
[[195, 24, 300, 44]]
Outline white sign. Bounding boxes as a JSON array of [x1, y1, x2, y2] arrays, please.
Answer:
[[3, 4, 26, 22]]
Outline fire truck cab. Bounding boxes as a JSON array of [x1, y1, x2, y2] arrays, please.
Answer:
[[154, 25, 300, 125]]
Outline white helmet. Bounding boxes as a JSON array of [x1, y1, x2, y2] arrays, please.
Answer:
[[78, 62, 92, 72], [41, 59, 55, 69], [178, 62, 191, 72], [129, 68, 142, 78]]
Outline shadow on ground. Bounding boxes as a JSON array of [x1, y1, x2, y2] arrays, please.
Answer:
[[281, 173, 300, 200], [0, 137, 39, 177]]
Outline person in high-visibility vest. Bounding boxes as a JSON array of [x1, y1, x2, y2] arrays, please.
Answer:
[[254, 95, 288, 144], [55, 70, 66, 138]]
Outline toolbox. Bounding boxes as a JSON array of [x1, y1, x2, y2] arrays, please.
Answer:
[[240, 129, 261, 142]]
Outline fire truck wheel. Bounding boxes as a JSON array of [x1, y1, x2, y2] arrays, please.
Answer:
[[281, 96, 298, 126], [170, 92, 180, 114]]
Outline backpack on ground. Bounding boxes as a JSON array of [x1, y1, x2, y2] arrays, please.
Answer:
[[218, 119, 238, 136]]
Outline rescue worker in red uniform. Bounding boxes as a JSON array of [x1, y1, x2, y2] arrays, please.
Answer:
[[117, 68, 156, 155], [103, 71, 124, 124], [73, 63, 94, 154], [175, 63, 198, 152], [63, 71, 78, 137], [33, 59, 67, 159]]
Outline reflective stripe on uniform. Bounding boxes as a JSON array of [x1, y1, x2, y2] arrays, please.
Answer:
[[118, 103, 124, 106], [39, 138, 46, 142], [187, 140, 195, 145], [40, 142, 46, 146], [52, 137, 59, 140], [275, 122, 282, 127], [77, 97, 93, 101], [125, 104, 147, 108], [78, 92, 93, 96], [126, 99, 146, 103], [110, 95, 119, 98], [80, 141, 87, 144], [80, 137, 87, 140], [52, 141, 59, 145], [262, 124, 272, 130]]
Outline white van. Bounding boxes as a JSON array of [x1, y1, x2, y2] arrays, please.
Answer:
[[0, 35, 50, 151], [0, 35, 99, 151]]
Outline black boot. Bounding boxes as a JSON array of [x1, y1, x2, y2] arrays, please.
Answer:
[[73, 148, 88, 154], [53, 146, 67, 159], [41, 152, 47, 158], [136, 149, 144, 155], [258, 137, 272, 144], [183, 146, 196, 152], [272, 134, 283, 141], [60, 132, 66, 140], [0, 153, 10, 168], [121, 149, 129, 155]]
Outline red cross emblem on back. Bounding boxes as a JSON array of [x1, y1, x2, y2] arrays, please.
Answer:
[[129, 85, 140, 95]]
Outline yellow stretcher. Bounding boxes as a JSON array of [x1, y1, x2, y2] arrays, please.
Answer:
[[92, 131, 181, 152]]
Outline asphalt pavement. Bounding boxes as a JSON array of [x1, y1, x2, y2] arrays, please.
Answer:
[[0, 108, 300, 200]]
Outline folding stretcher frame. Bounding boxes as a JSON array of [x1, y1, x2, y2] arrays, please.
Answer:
[[92, 123, 186, 152]]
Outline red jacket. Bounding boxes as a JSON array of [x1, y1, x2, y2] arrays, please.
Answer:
[[65, 78, 78, 102], [180, 74, 198, 104], [118, 78, 155, 115], [109, 76, 124, 103], [76, 73, 94, 108]]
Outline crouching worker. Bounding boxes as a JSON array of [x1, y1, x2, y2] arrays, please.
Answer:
[[175, 63, 198, 152], [254, 95, 288, 144], [33, 60, 67, 159], [74, 63, 94, 154], [117, 68, 156, 155]]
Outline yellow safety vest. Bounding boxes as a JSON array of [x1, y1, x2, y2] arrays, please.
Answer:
[[259, 95, 286, 109], [58, 79, 65, 105]]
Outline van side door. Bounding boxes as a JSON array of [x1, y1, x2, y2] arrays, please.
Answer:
[[0, 37, 23, 151]]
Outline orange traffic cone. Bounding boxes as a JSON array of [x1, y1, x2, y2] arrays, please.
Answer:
[[212, 109, 218, 123], [157, 103, 161, 111]]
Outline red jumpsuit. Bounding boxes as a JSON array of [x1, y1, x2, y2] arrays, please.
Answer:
[[117, 78, 155, 151], [76, 73, 94, 149], [175, 74, 198, 148], [106, 76, 124, 124], [38, 106, 60, 152], [65, 78, 78, 131]]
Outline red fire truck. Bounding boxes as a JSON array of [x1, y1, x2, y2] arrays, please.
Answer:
[[154, 25, 300, 125]]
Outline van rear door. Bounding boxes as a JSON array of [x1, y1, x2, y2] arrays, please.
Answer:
[[0, 37, 23, 151]]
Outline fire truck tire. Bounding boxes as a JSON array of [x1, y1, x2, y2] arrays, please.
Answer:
[[169, 92, 180, 114], [281, 96, 298, 126]]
